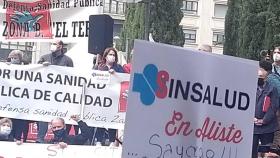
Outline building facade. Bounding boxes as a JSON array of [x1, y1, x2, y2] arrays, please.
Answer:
[[180, 0, 228, 54], [106, 0, 228, 54], [103, 0, 126, 38]]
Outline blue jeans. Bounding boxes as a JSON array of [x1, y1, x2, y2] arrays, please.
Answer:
[[36, 121, 48, 143]]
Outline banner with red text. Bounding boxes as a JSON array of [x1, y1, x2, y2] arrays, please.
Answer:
[[0, 0, 105, 70], [0, 0, 103, 41], [0, 62, 129, 129], [0, 142, 122, 158], [122, 40, 257, 158]]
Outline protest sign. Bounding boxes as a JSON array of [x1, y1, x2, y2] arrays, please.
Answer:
[[0, 0, 105, 70], [0, 63, 129, 129], [122, 40, 258, 158], [0, 0, 103, 41], [0, 142, 122, 158]]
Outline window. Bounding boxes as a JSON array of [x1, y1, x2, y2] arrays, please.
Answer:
[[111, 0, 117, 14], [181, 1, 198, 15], [0, 42, 35, 62], [213, 32, 224, 46], [104, 0, 111, 13], [118, 1, 126, 14], [214, 4, 228, 18], [1, 42, 9, 49], [104, 0, 126, 14], [184, 29, 196, 44]]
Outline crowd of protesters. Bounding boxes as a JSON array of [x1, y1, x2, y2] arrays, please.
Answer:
[[3, 42, 280, 158], [191, 44, 280, 158], [250, 47, 280, 158], [0, 40, 132, 148]]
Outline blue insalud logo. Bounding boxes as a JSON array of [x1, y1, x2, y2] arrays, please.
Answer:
[[132, 64, 159, 106]]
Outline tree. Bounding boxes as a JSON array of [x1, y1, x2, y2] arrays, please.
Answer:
[[266, 2, 280, 146], [239, 0, 269, 60], [224, 0, 269, 60], [150, 0, 185, 46], [223, 0, 280, 60], [117, 3, 145, 54], [117, 4, 135, 52], [117, 0, 185, 55], [223, 0, 241, 57], [264, 0, 280, 49]]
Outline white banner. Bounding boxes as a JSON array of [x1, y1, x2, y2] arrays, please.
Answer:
[[0, 142, 122, 158], [122, 40, 258, 158], [0, 0, 103, 42], [0, 62, 130, 129]]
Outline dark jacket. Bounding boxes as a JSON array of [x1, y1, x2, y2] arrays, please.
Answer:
[[97, 63, 124, 73], [50, 121, 90, 145], [0, 134, 13, 141], [267, 72, 280, 96], [38, 53, 73, 67], [254, 82, 279, 134]]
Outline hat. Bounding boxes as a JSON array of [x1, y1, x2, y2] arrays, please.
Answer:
[[259, 60, 272, 72]]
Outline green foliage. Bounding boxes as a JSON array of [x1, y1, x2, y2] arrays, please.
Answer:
[[264, 0, 280, 49], [117, 3, 145, 56], [238, 0, 269, 60], [150, 0, 185, 46], [224, 0, 280, 60], [224, 0, 240, 57], [117, 0, 185, 54], [117, 4, 134, 52]]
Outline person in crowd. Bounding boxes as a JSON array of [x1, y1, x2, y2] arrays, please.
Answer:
[[263, 59, 280, 101], [92, 54, 102, 70], [252, 61, 280, 158], [36, 40, 78, 143], [265, 53, 272, 62], [269, 47, 280, 150], [198, 44, 212, 53], [97, 47, 124, 73], [259, 50, 273, 62], [0, 118, 23, 145], [38, 40, 73, 67], [265, 152, 280, 158], [123, 49, 133, 74], [7, 50, 24, 65], [272, 46, 280, 75], [0, 118, 13, 141], [49, 115, 90, 149], [123, 63, 131, 74], [93, 47, 124, 146], [6, 50, 30, 143]]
